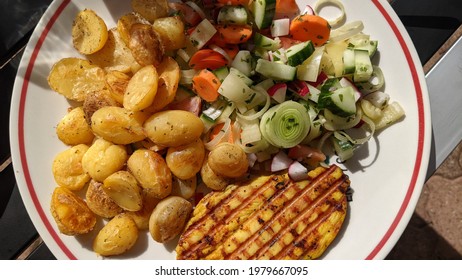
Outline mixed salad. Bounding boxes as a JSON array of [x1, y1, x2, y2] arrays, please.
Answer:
[[170, 0, 405, 180]]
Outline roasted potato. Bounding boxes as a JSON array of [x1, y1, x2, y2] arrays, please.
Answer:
[[52, 144, 90, 191], [86, 179, 124, 219], [103, 171, 143, 212], [128, 23, 164, 67], [153, 16, 186, 51], [91, 106, 147, 144], [50, 186, 96, 235], [208, 143, 249, 178], [117, 12, 150, 46], [93, 213, 139, 256], [144, 57, 180, 113], [171, 175, 197, 200], [81, 138, 128, 182], [200, 159, 230, 191], [131, 0, 169, 22], [149, 196, 192, 243], [123, 65, 158, 111], [83, 89, 120, 124], [105, 70, 131, 104], [72, 9, 108, 55], [166, 138, 205, 180], [87, 28, 141, 74], [127, 149, 172, 199], [125, 189, 160, 230], [144, 110, 204, 147], [47, 57, 106, 102], [56, 107, 94, 145]]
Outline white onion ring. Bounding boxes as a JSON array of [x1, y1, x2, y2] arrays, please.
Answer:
[[314, 0, 346, 27], [236, 89, 271, 121], [179, 69, 197, 85], [203, 118, 232, 150], [186, 1, 207, 19], [209, 44, 233, 64], [329, 20, 364, 42]]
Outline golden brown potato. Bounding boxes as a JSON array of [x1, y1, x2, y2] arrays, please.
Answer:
[[81, 138, 128, 182], [86, 28, 141, 74], [72, 9, 108, 55], [117, 12, 150, 46], [103, 171, 143, 212], [123, 65, 158, 111], [200, 159, 230, 191], [91, 106, 147, 144], [171, 175, 197, 200], [153, 16, 186, 51], [105, 70, 131, 104], [124, 189, 160, 230], [127, 149, 172, 199], [149, 196, 192, 243], [131, 0, 169, 22], [52, 144, 90, 191], [166, 138, 205, 180], [86, 179, 124, 219], [56, 107, 94, 145], [50, 186, 96, 235], [93, 213, 139, 256], [144, 110, 204, 147], [83, 89, 120, 124], [48, 57, 106, 102], [128, 23, 164, 67], [144, 57, 180, 113], [208, 143, 249, 178]]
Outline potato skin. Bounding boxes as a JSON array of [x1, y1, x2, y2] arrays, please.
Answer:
[[103, 171, 143, 212], [166, 138, 205, 180], [81, 138, 128, 182], [93, 213, 139, 256], [129, 23, 164, 67], [200, 159, 230, 191], [52, 144, 90, 191], [86, 179, 123, 218], [144, 110, 204, 147], [208, 143, 249, 178], [50, 186, 96, 235], [56, 107, 94, 145], [127, 149, 172, 199], [131, 0, 169, 22], [72, 9, 108, 55], [171, 176, 197, 200], [153, 16, 185, 51], [149, 196, 192, 243]]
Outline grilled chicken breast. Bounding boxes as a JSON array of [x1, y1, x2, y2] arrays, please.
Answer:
[[176, 165, 350, 260]]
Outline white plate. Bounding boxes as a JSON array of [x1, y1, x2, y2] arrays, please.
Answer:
[[10, 0, 431, 260]]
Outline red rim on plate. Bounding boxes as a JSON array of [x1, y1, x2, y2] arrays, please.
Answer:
[[13, 0, 428, 260]]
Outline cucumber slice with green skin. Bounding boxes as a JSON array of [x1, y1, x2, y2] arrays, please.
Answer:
[[255, 59, 296, 81], [212, 66, 229, 83], [342, 48, 355, 75], [286, 40, 315, 67], [317, 86, 357, 117], [355, 40, 378, 57], [353, 49, 373, 82], [254, 33, 280, 51], [250, 0, 276, 30], [217, 5, 249, 25]]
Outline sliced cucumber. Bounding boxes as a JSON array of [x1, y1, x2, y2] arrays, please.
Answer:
[[286, 40, 315, 67], [217, 5, 248, 25], [355, 40, 378, 57], [255, 59, 296, 81], [353, 49, 373, 82], [250, 0, 276, 30], [253, 33, 280, 51], [342, 48, 355, 75], [212, 66, 229, 82], [231, 50, 253, 77], [202, 99, 228, 121], [317, 86, 357, 117]]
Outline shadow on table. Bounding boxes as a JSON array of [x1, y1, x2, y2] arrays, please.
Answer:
[[386, 213, 462, 259]]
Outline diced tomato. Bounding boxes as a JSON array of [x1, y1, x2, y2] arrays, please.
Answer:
[[169, 2, 202, 27], [189, 49, 228, 70]]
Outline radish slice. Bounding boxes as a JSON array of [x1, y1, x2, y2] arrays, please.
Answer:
[[267, 83, 287, 104], [307, 71, 328, 87], [288, 80, 310, 100], [288, 161, 309, 181], [247, 153, 258, 168], [302, 5, 315, 15], [271, 150, 294, 172], [339, 77, 362, 101], [271, 18, 290, 37], [209, 44, 233, 64], [186, 1, 207, 19]]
